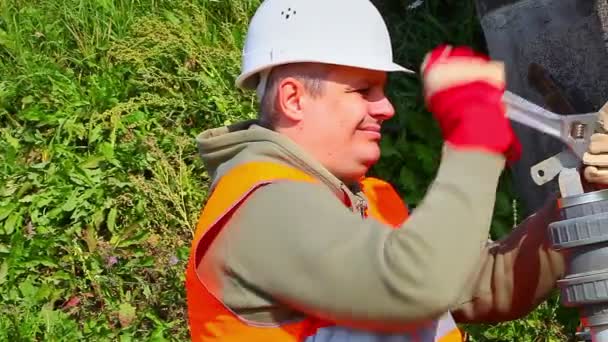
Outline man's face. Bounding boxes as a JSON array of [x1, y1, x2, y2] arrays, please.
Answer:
[[300, 65, 395, 183]]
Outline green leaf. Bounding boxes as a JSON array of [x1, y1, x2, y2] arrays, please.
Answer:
[[80, 155, 105, 169], [116, 230, 150, 248], [19, 278, 39, 305], [35, 282, 54, 301], [123, 111, 146, 124], [51, 270, 72, 281], [23, 258, 59, 268], [16, 182, 33, 199], [380, 138, 400, 158], [61, 192, 79, 212], [30, 161, 50, 169], [118, 302, 137, 328], [398, 167, 416, 190], [71, 100, 90, 108], [99, 142, 114, 161], [83, 225, 97, 252], [0, 261, 8, 285], [4, 212, 21, 235], [21, 95, 35, 106], [0, 243, 10, 253], [3, 130, 20, 149], [107, 207, 117, 233], [88, 125, 103, 144], [163, 10, 181, 25], [0, 203, 17, 221]]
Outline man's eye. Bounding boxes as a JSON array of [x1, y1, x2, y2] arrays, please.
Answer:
[[355, 88, 370, 96]]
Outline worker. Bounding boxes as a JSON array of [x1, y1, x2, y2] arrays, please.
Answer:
[[184, 0, 608, 340]]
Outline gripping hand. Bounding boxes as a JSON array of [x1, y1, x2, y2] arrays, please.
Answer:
[[421, 45, 521, 162]]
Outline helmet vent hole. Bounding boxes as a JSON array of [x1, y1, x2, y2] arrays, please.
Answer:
[[281, 8, 295, 20]]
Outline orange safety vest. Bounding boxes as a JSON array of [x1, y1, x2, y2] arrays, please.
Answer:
[[185, 161, 463, 341]]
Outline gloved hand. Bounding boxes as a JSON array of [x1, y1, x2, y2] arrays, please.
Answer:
[[582, 104, 608, 186], [421, 45, 521, 162], [583, 133, 608, 185]]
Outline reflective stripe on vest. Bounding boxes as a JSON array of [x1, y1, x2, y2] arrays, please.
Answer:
[[185, 161, 463, 341]]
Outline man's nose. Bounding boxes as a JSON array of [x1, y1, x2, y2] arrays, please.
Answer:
[[369, 96, 395, 120]]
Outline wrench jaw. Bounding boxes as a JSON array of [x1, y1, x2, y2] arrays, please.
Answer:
[[560, 114, 598, 160]]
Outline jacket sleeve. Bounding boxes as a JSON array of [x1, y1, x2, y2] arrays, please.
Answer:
[[210, 147, 505, 330], [451, 196, 566, 323]]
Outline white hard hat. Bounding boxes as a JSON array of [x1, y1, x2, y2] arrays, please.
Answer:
[[235, 0, 415, 97]]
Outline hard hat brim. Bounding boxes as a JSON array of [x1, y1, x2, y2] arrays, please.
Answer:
[[235, 60, 416, 90]]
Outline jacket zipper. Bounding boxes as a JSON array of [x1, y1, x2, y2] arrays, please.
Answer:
[[354, 196, 368, 218], [339, 184, 368, 218]]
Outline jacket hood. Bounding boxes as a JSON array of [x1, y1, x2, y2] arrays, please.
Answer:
[[195, 120, 359, 199], [195, 120, 263, 180]]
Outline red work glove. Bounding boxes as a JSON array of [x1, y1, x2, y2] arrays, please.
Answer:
[[421, 45, 521, 163]]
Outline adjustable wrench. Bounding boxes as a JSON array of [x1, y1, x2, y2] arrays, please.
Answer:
[[503, 91, 607, 196]]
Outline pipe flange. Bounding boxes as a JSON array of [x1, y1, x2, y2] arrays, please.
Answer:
[[549, 212, 608, 249], [559, 189, 608, 209], [583, 304, 608, 327], [562, 199, 608, 220], [559, 269, 608, 306]]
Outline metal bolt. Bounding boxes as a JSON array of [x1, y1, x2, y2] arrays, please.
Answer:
[[571, 121, 587, 139]]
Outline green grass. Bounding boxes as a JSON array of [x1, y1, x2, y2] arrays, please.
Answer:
[[0, 0, 581, 340]]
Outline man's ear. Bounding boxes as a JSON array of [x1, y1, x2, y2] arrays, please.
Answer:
[[277, 77, 306, 122]]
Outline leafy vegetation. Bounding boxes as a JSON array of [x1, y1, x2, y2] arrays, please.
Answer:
[[0, 0, 581, 340]]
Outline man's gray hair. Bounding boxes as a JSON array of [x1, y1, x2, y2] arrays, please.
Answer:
[[257, 63, 329, 128]]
